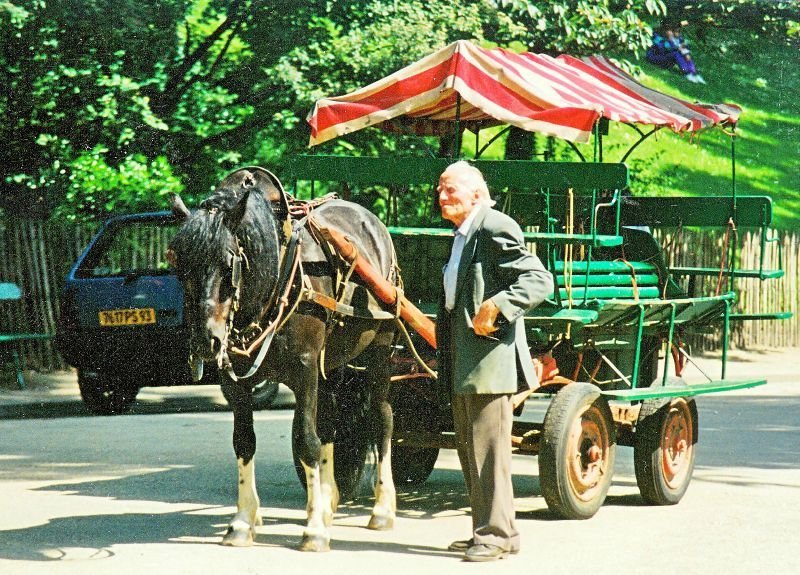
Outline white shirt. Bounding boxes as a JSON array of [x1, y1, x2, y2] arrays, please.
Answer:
[[443, 205, 482, 311]]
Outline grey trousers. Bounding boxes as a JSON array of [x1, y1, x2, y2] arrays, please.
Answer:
[[452, 393, 519, 552]]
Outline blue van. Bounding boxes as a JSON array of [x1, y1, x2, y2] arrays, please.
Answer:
[[56, 211, 278, 414]]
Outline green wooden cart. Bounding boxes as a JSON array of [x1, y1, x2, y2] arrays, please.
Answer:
[[284, 153, 789, 519], [284, 42, 791, 519]]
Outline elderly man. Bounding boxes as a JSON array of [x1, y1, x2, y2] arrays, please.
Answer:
[[435, 161, 553, 561]]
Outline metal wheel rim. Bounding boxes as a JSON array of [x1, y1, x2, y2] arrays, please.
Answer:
[[566, 403, 611, 502], [660, 399, 693, 489]]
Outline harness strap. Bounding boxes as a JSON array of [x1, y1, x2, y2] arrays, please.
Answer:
[[225, 218, 306, 382], [302, 288, 397, 320]]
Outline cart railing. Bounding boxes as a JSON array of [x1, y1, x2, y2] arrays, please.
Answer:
[[286, 154, 785, 396]]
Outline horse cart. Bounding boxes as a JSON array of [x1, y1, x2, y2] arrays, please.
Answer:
[[279, 41, 791, 520]]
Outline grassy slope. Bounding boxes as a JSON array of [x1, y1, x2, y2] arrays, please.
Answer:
[[606, 32, 799, 230], [466, 32, 798, 230]]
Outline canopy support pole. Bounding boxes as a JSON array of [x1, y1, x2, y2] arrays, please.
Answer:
[[454, 93, 463, 159], [619, 125, 662, 163], [729, 130, 738, 293]]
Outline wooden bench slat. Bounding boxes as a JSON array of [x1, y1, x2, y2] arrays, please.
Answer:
[[552, 261, 658, 274], [550, 286, 662, 300], [0, 282, 22, 300], [555, 274, 660, 287]]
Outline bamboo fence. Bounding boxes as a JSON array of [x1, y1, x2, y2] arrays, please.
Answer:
[[1, 217, 799, 376]]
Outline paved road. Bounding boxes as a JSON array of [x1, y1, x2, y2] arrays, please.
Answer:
[[1, 349, 798, 575]]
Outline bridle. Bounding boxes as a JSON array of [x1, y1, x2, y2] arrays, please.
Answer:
[[219, 216, 307, 382]]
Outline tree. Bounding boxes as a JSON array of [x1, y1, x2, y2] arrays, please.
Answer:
[[1, 0, 669, 221]]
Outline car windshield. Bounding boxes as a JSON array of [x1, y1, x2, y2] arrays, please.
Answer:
[[77, 219, 179, 278]]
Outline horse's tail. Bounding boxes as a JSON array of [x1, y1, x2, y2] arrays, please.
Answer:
[[326, 367, 376, 502]]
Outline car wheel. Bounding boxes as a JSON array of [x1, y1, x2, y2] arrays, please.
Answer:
[[78, 369, 139, 415], [221, 379, 280, 411]]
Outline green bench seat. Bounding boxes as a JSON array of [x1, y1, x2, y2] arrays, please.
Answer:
[[1, 282, 54, 389]]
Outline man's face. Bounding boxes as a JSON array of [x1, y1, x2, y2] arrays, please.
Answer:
[[438, 170, 479, 227]]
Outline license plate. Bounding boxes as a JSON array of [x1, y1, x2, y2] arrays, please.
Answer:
[[98, 308, 156, 327]]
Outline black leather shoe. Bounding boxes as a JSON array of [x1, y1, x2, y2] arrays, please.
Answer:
[[447, 539, 473, 552], [463, 544, 509, 562]]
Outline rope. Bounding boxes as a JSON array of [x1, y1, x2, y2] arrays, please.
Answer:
[[715, 217, 737, 296], [615, 258, 640, 301], [563, 188, 575, 340], [394, 318, 438, 380], [564, 187, 575, 309]]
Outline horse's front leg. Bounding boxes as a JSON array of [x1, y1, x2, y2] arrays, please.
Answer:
[[367, 392, 397, 531], [294, 355, 337, 552], [221, 381, 262, 547]]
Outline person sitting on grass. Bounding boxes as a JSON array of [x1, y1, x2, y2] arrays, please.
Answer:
[[646, 20, 706, 84]]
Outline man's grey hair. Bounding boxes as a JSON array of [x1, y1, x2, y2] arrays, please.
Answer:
[[443, 160, 492, 202]]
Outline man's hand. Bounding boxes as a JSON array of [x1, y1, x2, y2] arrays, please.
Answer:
[[472, 299, 501, 337]]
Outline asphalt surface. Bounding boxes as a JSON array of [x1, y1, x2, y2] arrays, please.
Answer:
[[1, 348, 798, 575]]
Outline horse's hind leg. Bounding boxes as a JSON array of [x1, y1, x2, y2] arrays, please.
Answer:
[[365, 342, 397, 531], [221, 381, 262, 547]]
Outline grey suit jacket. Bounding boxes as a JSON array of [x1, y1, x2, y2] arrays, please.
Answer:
[[436, 205, 553, 395]]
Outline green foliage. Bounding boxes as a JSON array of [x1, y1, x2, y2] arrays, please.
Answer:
[[0, 0, 796, 229], [58, 148, 183, 222], [664, 0, 800, 44], [488, 0, 667, 57]]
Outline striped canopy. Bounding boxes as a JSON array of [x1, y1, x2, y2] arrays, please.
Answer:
[[307, 40, 740, 146]]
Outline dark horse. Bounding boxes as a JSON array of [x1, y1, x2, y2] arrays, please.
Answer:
[[167, 168, 399, 551]]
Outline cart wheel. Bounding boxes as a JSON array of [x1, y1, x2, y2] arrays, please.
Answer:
[[634, 377, 698, 505], [390, 384, 440, 487], [539, 382, 616, 519], [221, 379, 280, 411]]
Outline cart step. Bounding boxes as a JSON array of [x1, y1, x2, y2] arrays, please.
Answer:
[[601, 378, 767, 401], [671, 266, 785, 280], [729, 311, 793, 321]]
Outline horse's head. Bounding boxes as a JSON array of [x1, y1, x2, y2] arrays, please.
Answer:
[[167, 171, 282, 376]]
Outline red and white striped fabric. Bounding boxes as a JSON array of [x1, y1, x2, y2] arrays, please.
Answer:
[[307, 40, 739, 146]]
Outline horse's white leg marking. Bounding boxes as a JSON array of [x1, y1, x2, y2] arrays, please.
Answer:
[[300, 455, 331, 551], [368, 446, 396, 530], [319, 443, 339, 525], [221, 457, 261, 546]]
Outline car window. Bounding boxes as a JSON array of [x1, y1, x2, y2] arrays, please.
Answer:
[[77, 219, 179, 278]]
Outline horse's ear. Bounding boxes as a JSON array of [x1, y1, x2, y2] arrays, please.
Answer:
[[224, 189, 250, 231], [169, 193, 191, 220]]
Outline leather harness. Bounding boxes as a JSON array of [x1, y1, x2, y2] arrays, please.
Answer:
[[220, 180, 399, 383]]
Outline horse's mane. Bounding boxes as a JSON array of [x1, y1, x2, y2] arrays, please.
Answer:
[[170, 187, 282, 321]]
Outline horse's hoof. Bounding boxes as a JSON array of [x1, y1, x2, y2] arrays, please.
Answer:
[[221, 525, 254, 547], [367, 514, 394, 531], [299, 534, 330, 552]]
